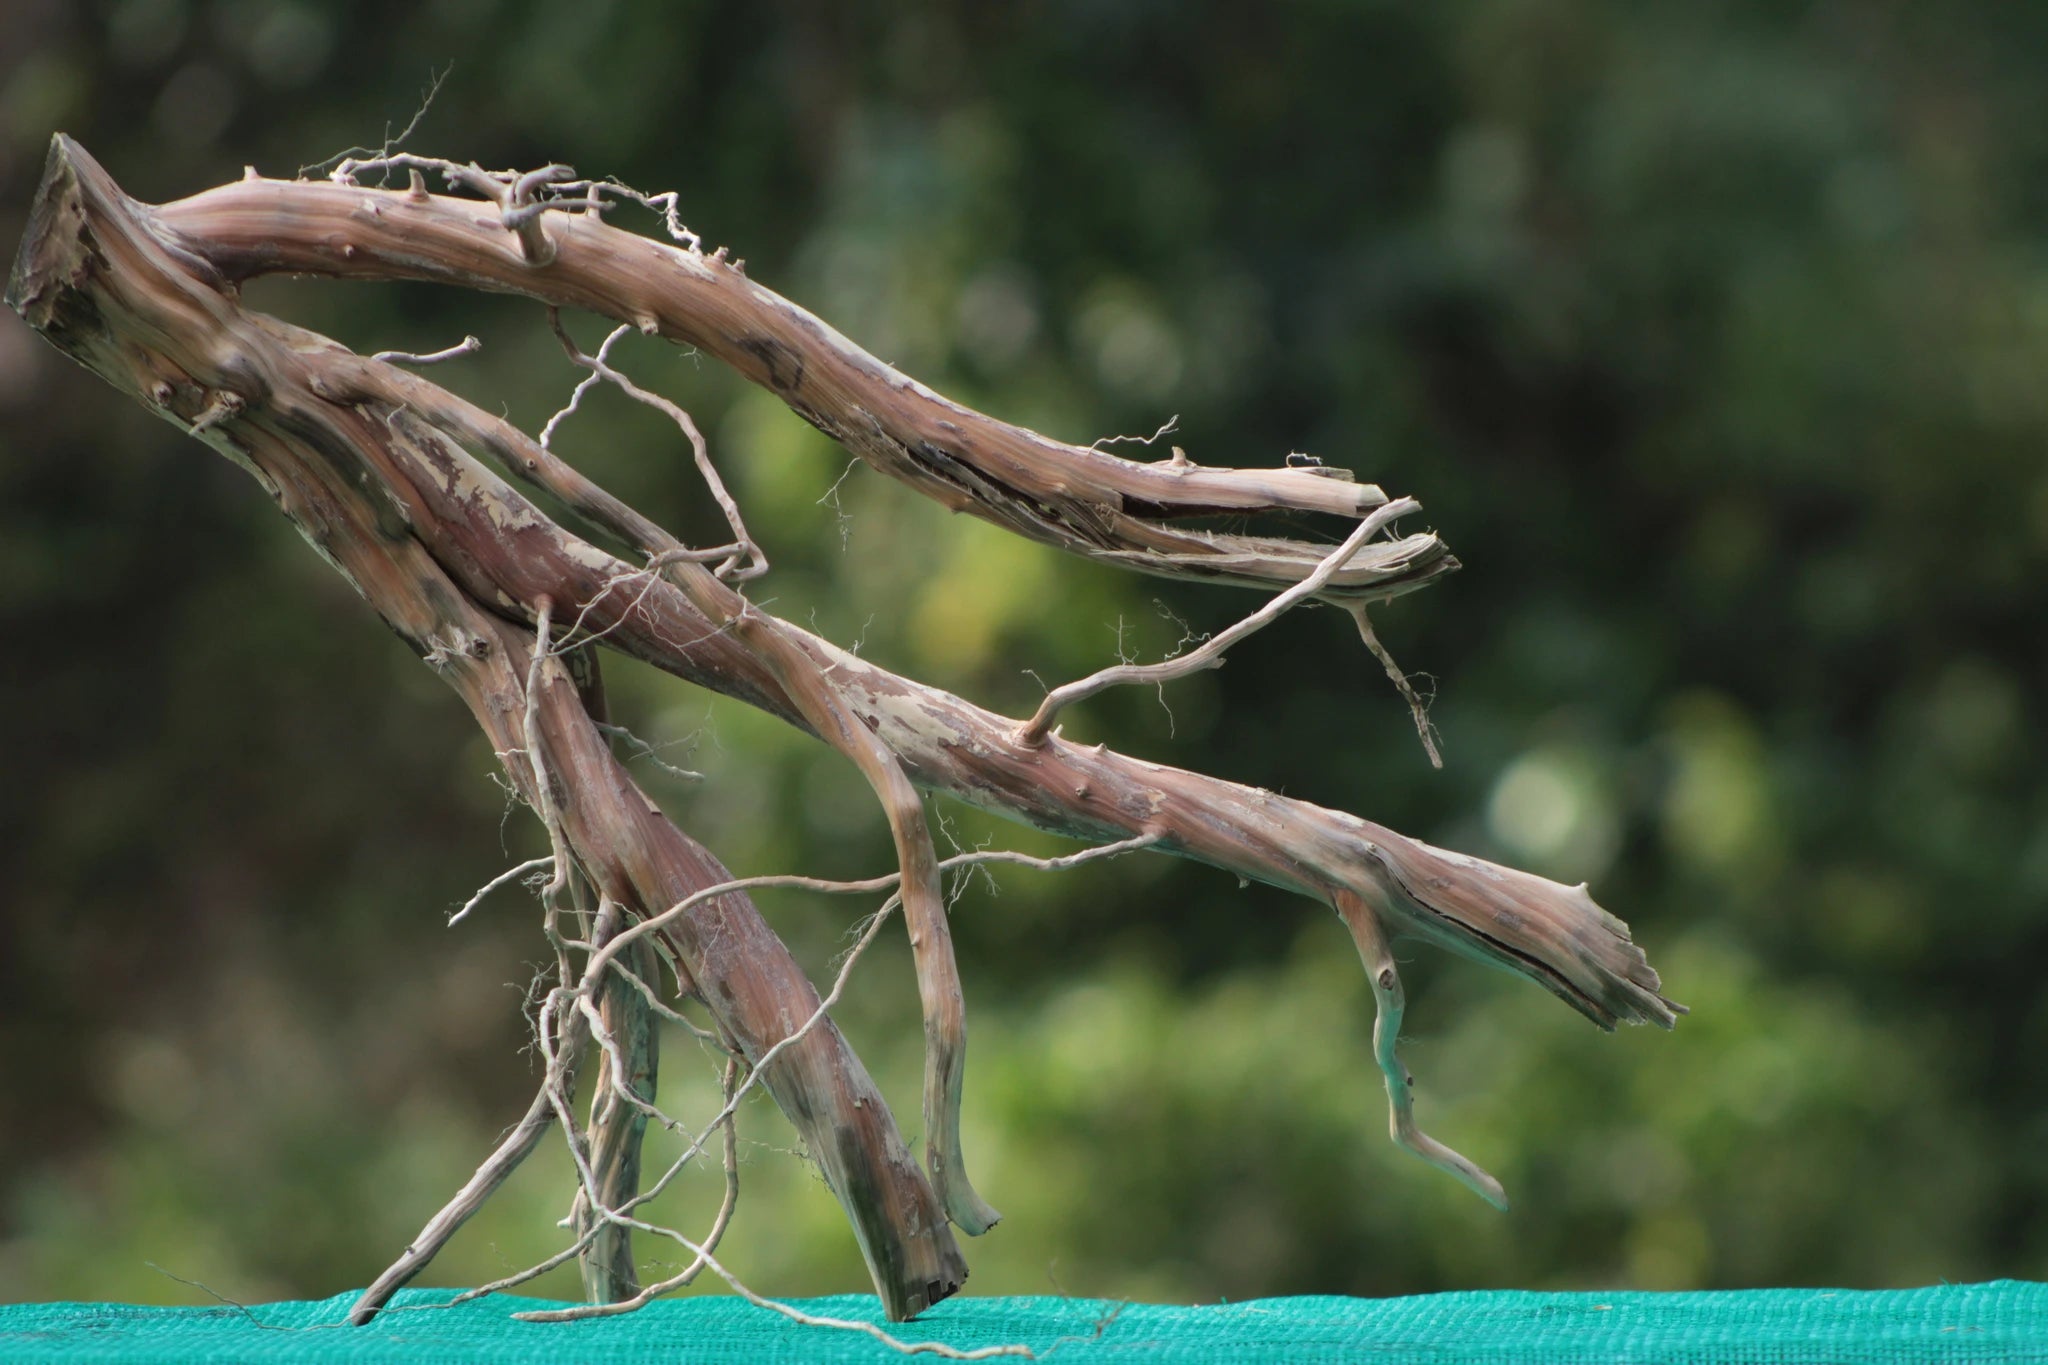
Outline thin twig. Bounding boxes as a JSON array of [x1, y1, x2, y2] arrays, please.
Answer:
[[1349, 602, 1443, 768], [372, 335, 480, 367], [515, 1051, 741, 1321], [447, 856, 554, 925], [584, 834, 1163, 996], [1090, 413, 1179, 450], [503, 897, 898, 1311], [516, 903, 1027, 1361], [539, 322, 632, 449], [347, 990, 590, 1324], [609, 960, 723, 1043], [1016, 498, 1419, 744], [611, 895, 902, 1217], [145, 1264, 288, 1331], [589, 833, 1163, 1235], [596, 721, 704, 781], [464, 834, 1156, 1318], [550, 553, 729, 657], [547, 309, 763, 580], [299, 63, 450, 179], [553, 1258, 1033, 1359], [573, 902, 660, 1302]]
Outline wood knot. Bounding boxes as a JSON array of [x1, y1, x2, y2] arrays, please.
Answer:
[[188, 390, 244, 433]]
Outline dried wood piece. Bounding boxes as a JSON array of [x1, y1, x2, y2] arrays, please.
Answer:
[[9, 136, 1683, 1333], [12, 136, 966, 1321], [152, 166, 1456, 604]]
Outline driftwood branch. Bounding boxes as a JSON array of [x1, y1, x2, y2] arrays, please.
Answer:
[[8, 135, 1681, 1324], [158, 152, 1457, 603], [10, 138, 968, 1321]]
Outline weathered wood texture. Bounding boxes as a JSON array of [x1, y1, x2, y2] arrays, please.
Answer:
[[130, 154, 1675, 1033], [153, 164, 1456, 603], [9, 136, 965, 1321], [10, 136, 1680, 1317]]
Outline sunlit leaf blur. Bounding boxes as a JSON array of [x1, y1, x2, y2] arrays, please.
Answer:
[[2, 0, 2044, 1307]]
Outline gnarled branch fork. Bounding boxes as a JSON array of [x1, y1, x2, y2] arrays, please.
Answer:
[[9, 136, 1680, 1325]]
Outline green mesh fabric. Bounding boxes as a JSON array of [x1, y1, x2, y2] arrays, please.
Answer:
[[3, 1282, 2044, 1363]]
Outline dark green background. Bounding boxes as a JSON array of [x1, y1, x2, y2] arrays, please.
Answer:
[[3, 0, 2044, 1308]]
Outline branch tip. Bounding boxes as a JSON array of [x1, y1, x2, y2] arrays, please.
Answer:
[[1335, 891, 1509, 1209]]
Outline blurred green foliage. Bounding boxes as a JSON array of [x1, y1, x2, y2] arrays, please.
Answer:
[[3, 0, 2045, 1309]]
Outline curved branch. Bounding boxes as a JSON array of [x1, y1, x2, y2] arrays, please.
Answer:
[[545, 310, 763, 581], [1017, 497, 1420, 745], [154, 169, 1457, 605]]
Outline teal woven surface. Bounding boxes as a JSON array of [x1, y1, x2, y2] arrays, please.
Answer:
[[3, 1282, 2044, 1363]]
